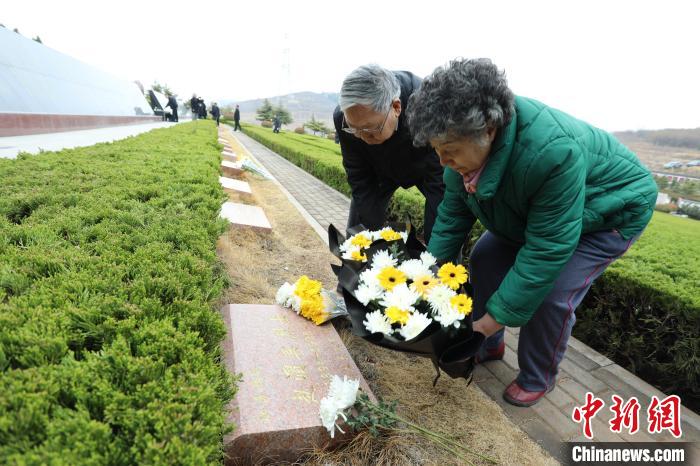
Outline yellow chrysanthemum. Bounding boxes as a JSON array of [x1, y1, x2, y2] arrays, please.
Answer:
[[411, 275, 438, 297], [438, 263, 468, 290], [294, 275, 322, 300], [384, 306, 410, 325], [450, 294, 473, 315], [377, 266, 407, 291], [351, 249, 367, 261], [380, 228, 402, 241], [350, 233, 372, 248], [300, 295, 328, 325]]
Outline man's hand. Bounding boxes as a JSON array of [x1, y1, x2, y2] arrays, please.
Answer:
[[472, 312, 505, 337]]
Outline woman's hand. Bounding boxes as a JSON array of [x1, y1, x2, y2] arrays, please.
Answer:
[[472, 312, 505, 337]]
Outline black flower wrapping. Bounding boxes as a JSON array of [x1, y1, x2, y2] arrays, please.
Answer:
[[328, 223, 486, 386]]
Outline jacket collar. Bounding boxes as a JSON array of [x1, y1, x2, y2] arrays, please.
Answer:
[[474, 109, 517, 200]]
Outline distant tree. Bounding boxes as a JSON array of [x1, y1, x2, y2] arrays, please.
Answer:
[[305, 114, 330, 136], [273, 105, 293, 125], [256, 99, 275, 121], [151, 81, 173, 97], [32, 35, 42, 43]]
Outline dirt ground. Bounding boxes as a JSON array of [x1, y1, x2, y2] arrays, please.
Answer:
[[215, 137, 557, 465]]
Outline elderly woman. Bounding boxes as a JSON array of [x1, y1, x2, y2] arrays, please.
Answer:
[[407, 59, 657, 407]]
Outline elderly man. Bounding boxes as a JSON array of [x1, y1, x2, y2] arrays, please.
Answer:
[[407, 58, 657, 407], [333, 64, 445, 242]]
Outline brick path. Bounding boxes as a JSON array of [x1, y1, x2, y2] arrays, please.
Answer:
[[226, 126, 700, 464]]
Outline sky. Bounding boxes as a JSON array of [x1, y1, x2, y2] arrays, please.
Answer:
[[3, 0, 699, 132]]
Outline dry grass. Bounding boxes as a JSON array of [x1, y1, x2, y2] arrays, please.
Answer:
[[215, 138, 557, 465]]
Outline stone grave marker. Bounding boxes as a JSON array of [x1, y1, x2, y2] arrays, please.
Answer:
[[220, 176, 252, 194], [221, 160, 244, 177], [220, 201, 271, 230], [221, 304, 374, 464]]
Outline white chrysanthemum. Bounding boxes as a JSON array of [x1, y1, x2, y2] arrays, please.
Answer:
[[426, 284, 456, 315], [338, 238, 354, 253], [433, 305, 465, 328], [319, 396, 344, 438], [369, 229, 383, 241], [328, 375, 359, 409], [363, 310, 393, 335], [354, 283, 384, 306], [319, 375, 359, 438], [358, 268, 381, 289], [370, 249, 397, 269], [341, 245, 361, 260], [420, 251, 437, 268], [400, 231, 408, 243], [398, 259, 433, 281], [290, 294, 302, 313], [275, 282, 295, 307], [399, 312, 433, 340], [379, 283, 420, 311]]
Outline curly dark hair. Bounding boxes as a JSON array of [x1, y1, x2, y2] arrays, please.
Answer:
[[407, 58, 515, 146]]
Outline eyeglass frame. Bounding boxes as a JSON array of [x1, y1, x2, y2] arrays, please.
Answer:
[[341, 106, 393, 136]]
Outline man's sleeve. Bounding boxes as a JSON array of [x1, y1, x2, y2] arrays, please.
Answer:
[[486, 141, 586, 327]]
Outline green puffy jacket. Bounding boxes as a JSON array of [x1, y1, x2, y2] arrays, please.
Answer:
[[427, 96, 657, 327]]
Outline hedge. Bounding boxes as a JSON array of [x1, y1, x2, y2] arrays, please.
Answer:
[[240, 123, 699, 411], [0, 121, 236, 464]]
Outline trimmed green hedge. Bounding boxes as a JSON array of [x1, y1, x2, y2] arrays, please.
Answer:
[[240, 123, 699, 410], [0, 121, 236, 464]]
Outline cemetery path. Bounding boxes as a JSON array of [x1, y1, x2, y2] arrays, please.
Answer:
[[224, 126, 700, 464]]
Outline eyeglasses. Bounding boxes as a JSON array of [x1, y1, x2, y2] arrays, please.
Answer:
[[341, 107, 392, 136]]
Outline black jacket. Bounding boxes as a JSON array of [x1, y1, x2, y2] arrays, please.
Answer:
[[166, 96, 178, 109], [333, 71, 444, 199], [211, 105, 220, 118], [233, 109, 240, 121]]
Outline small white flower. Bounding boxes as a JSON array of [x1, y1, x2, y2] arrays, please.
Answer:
[[426, 284, 456, 316], [370, 249, 397, 269], [358, 268, 381, 289], [420, 251, 437, 268], [398, 259, 433, 281], [275, 282, 295, 308], [355, 283, 384, 306], [433, 305, 465, 328], [338, 238, 354, 253], [369, 229, 383, 241], [341, 245, 361, 260], [399, 312, 433, 340], [363, 310, 393, 336], [400, 231, 408, 243], [319, 396, 343, 438], [328, 375, 359, 409], [379, 282, 420, 311], [290, 294, 302, 313], [319, 375, 360, 438]]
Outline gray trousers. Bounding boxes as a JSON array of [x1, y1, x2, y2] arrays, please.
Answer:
[[470, 230, 638, 391]]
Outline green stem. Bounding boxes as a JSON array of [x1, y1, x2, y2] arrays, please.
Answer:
[[358, 398, 498, 464]]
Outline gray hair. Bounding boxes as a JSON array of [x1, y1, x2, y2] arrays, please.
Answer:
[[339, 64, 401, 112], [407, 58, 515, 146]]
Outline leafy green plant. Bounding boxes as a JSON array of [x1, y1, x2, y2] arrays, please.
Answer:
[[0, 121, 237, 464]]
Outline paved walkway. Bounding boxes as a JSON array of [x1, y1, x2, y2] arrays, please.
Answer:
[[0, 122, 178, 159], [226, 126, 700, 464]]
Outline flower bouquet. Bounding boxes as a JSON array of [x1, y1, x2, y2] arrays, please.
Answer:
[[276, 275, 348, 325], [328, 223, 486, 385]]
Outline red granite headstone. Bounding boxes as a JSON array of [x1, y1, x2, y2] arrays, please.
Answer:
[[221, 304, 374, 464]]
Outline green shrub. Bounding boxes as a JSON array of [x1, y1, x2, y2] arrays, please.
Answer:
[[294, 127, 305, 135], [0, 121, 237, 464], [240, 124, 700, 410]]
